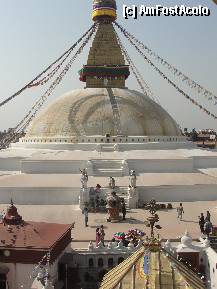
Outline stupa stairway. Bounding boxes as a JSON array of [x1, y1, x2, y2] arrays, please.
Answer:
[[106, 88, 122, 135], [91, 159, 127, 176]]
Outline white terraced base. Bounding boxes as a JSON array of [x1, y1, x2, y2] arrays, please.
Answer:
[[1, 147, 217, 205], [91, 159, 126, 176]]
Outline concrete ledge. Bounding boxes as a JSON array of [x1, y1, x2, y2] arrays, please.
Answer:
[[21, 159, 87, 174], [0, 183, 216, 205], [138, 184, 217, 202], [0, 187, 79, 205]]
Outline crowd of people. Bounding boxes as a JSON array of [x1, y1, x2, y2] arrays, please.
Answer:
[[0, 129, 25, 149], [177, 203, 184, 220], [83, 198, 216, 248], [183, 128, 216, 142], [199, 211, 213, 237], [82, 199, 127, 228], [177, 204, 214, 238]]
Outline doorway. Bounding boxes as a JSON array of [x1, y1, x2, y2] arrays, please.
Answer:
[[0, 274, 6, 289]]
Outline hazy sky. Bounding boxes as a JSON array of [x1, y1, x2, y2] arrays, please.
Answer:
[[0, 0, 216, 131]]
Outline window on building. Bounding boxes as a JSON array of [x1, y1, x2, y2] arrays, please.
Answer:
[[89, 258, 94, 268], [108, 258, 114, 267], [98, 258, 104, 267], [0, 274, 7, 289]]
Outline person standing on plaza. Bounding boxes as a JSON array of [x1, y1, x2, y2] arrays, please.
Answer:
[[83, 207, 89, 227], [204, 219, 213, 238], [121, 200, 126, 220], [177, 203, 184, 220], [206, 211, 211, 222], [100, 225, 105, 246], [199, 213, 205, 234], [96, 227, 101, 246]]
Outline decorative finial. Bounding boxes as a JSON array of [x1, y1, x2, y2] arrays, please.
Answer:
[[4, 200, 23, 225], [92, 0, 117, 22]]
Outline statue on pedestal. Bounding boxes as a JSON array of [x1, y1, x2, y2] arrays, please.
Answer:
[[109, 177, 115, 190], [80, 168, 88, 189], [129, 170, 136, 188], [79, 169, 89, 210], [106, 191, 121, 222], [128, 185, 134, 198]]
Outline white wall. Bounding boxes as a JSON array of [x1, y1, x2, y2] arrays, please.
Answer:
[[21, 159, 87, 174], [193, 156, 217, 169], [0, 157, 22, 171], [1, 184, 217, 205], [138, 184, 217, 202], [0, 246, 71, 289], [0, 187, 80, 205], [204, 247, 217, 289], [128, 159, 194, 173]]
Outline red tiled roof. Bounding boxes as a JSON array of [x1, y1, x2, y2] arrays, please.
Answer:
[[0, 221, 73, 250]]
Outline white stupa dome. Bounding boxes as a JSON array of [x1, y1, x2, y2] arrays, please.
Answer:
[[25, 88, 181, 139]]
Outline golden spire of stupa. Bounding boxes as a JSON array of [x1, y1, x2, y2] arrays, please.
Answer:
[[79, 0, 130, 88], [92, 0, 117, 22]]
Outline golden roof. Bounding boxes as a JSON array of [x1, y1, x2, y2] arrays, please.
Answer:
[[99, 247, 205, 289]]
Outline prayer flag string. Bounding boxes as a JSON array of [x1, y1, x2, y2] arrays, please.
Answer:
[[115, 22, 217, 120], [0, 23, 96, 108], [115, 22, 217, 105]]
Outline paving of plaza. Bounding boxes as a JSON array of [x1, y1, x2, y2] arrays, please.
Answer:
[[1, 201, 216, 248]]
